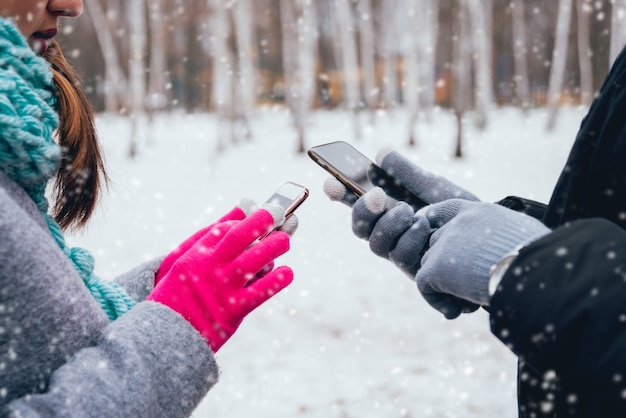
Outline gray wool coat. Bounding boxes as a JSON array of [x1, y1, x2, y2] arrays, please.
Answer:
[[0, 171, 219, 417]]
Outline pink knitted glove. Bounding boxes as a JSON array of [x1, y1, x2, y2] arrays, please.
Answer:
[[155, 206, 248, 285], [147, 207, 294, 352]]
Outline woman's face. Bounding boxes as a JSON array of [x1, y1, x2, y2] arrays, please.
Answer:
[[0, 0, 83, 52]]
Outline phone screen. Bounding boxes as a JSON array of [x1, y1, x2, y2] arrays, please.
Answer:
[[265, 182, 309, 218], [259, 182, 308, 240], [308, 141, 374, 196], [308, 141, 426, 211]]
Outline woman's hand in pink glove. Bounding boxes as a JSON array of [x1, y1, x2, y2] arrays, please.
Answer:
[[147, 205, 294, 352], [155, 204, 251, 285], [156, 199, 299, 285]]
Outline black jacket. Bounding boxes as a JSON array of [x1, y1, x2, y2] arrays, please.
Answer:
[[492, 46, 626, 417], [490, 219, 626, 417]]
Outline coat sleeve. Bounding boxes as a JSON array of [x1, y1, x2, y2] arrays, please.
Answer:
[[542, 45, 626, 230], [496, 196, 547, 221], [489, 218, 626, 416], [113, 257, 164, 302], [3, 302, 220, 418], [0, 180, 219, 418]]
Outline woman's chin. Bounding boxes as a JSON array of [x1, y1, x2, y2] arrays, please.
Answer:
[[29, 37, 50, 55]]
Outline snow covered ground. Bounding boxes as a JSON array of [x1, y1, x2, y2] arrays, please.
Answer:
[[69, 106, 586, 417]]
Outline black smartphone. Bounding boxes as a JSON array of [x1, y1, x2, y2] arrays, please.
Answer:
[[259, 181, 309, 239], [308, 141, 426, 211]]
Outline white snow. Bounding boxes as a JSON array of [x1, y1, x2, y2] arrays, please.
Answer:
[[69, 105, 586, 417]]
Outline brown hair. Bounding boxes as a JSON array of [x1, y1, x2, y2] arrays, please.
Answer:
[[42, 39, 108, 231]]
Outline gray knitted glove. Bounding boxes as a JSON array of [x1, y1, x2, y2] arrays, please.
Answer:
[[322, 146, 481, 280], [323, 176, 362, 207], [417, 199, 550, 319], [374, 149, 480, 203], [323, 147, 481, 247], [323, 147, 479, 207], [349, 187, 431, 279]]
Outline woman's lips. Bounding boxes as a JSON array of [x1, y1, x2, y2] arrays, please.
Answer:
[[30, 29, 58, 54], [36, 29, 58, 39]]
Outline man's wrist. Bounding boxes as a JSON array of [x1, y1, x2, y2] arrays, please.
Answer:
[[488, 246, 523, 298]]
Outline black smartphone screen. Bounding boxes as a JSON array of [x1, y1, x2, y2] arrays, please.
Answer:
[[308, 141, 374, 195], [308, 141, 426, 211]]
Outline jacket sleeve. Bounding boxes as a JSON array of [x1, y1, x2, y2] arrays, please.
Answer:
[[496, 196, 547, 221], [3, 302, 219, 418], [489, 218, 626, 416], [0, 180, 219, 418], [113, 257, 164, 302]]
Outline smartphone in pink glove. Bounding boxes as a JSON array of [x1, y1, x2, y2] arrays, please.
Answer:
[[260, 182, 308, 239], [266, 181, 309, 218]]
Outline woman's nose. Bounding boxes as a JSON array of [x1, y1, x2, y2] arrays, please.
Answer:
[[48, 0, 84, 18]]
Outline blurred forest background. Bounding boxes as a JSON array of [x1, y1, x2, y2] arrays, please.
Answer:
[[57, 0, 626, 156]]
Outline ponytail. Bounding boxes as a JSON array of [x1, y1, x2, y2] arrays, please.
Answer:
[[42, 39, 108, 231]]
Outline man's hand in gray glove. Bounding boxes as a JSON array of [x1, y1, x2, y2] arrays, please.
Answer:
[[349, 187, 431, 279], [322, 148, 549, 320], [323, 148, 480, 208], [417, 199, 550, 319], [323, 148, 482, 278], [324, 147, 481, 240], [374, 148, 480, 203]]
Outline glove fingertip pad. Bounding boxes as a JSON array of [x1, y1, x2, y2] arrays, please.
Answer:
[[323, 177, 348, 201], [260, 202, 286, 228], [280, 215, 299, 236], [237, 198, 258, 216], [363, 187, 387, 214], [375, 147, 394, 165]]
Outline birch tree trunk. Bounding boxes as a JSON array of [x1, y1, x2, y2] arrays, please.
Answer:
[[466, 0, 494, 130], [334, 0, 362, 140], [146, 0, 168, 116], [294, 0, 317, 153], [233, 0, 255, 141], [128, 0, 147, 158], [576, 0, 593, 106], [610, 0, 626, 66], [206, 0, 256, 151], [378, 0, 399, 109], [84, 0, 128, 113], [417, 0, 438, 118], [280, 0, 296, 117], [357, 0, 378, 121], [511, 0, 530, 110], [403, 0, 420, 146], [453, 0, 472, 158], [280, 0, 318, 153], [208, 0, 234, 151], [546, 0, 573, 131]]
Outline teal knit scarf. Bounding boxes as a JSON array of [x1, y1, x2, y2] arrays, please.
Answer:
[[0, 18, 135, 320]]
